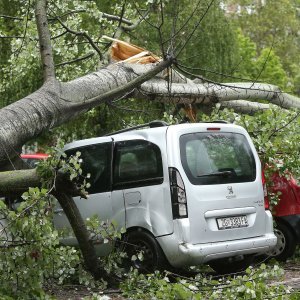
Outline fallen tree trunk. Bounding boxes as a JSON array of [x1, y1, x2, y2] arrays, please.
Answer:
[[53, 191, 102, 280], [0, 169, 40, 196], [2, 63, 300, 167], [0, 60, 172, 167], [0, 168, 102, 280]]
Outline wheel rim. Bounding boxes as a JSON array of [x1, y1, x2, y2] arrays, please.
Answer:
[[267, 228, 286, 257], [128, 239, 155, 271]]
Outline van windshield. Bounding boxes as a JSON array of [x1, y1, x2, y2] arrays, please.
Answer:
[[180, 132, 256, 185]]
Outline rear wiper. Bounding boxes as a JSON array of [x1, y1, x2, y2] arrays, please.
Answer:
[[197, 171, 233, 178]]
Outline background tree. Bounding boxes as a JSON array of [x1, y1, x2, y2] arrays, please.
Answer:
[[225, 0, 300, 94]]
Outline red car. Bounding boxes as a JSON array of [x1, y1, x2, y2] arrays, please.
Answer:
[[267, 173, 300, 261], [21, 153, 48, 167]]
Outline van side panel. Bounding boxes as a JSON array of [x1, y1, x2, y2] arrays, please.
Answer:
[[112, 130, 174, 237], [111, 190, 126, 229], [124, 183, 173, 236]]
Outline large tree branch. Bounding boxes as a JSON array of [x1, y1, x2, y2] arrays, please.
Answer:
[[0, 169, 39, 196], [0, 61, 172, 166], [71, 59, 173, 111], [218, 100, 270, 115], [138, 81, 300, 109], [53, 192, 102, 279], [35, 0, 55, 81]]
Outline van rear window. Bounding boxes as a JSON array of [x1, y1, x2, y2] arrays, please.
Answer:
[[180, 132, 256, 185]]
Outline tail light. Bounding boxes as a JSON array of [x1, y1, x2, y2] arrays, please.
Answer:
[[169, 168, 188, 218], [262, 170, 269, 210]]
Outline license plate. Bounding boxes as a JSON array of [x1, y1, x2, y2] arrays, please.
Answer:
[[217, 215, 248, 230]]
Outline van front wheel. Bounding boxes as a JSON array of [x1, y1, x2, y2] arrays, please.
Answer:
[[123, 230, 167, 273]]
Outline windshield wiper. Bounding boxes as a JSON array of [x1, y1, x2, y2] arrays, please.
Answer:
[[197, 170, 233, 178]]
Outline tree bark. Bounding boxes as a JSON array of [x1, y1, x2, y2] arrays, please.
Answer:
[[138, 81, 300, 108], [35, 0, 55, 81], [219, 100, 270, 115], [0, 169, 39, 196]]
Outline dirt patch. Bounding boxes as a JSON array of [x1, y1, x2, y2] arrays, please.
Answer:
[[281, 262, 300, 289], [45, 284, 125, 300]]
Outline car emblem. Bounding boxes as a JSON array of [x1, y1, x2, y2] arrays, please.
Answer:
[[227, 186, 234, 195]]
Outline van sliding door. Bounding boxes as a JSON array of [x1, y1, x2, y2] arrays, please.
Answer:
[[113, 140, 173, 236]]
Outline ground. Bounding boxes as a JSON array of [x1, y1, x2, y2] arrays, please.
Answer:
[[45, 261, 300, 299], [282, 262, 300, 290], [45, 284, 124, 300]]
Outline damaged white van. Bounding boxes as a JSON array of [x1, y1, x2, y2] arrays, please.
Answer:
[[54, 121, 277, 273]]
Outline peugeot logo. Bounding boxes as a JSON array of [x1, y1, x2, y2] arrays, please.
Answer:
[[227, 186, 234, 195]]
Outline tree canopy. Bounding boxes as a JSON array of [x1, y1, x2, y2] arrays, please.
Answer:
[[1, 0, 299, 149]]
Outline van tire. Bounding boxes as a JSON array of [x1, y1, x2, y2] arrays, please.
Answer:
[[267, 222, 296, 261], [123, 230, 167, 273], [209, 255, 253, 275]]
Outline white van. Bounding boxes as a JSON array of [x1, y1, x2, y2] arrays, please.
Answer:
[[53, 121, 277, 273]]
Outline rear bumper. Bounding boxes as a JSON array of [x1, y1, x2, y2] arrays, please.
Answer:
[[157, 233, 277, 268], [179, 233, 277, 264]]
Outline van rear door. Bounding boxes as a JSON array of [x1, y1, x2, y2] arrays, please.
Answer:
[[178, 129, 266, 244]]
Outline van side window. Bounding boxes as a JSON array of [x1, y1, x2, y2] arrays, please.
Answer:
[[114, 140, 163, 189], [65, 143, 112, 194]]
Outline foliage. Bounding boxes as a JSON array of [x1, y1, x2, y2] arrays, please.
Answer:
[[85, 216, 126, 277], [131, 0, 239, 82], [45, 99, 167, 144], [36, 139, 90, 192], [0, 187, 81, 299], [0, 143, 84, 298], [0, 0, 43, 107], [234, 30, 289, 89], [121, 264, 291, 299], [255, 48, 288, 90], [0, 143, 126, 298], [226, 0, 300, 93], [233, 29, 257, 80]]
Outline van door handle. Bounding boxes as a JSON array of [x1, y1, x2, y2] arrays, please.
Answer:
[[54, 208, 64, 214]]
